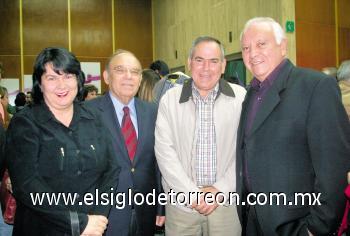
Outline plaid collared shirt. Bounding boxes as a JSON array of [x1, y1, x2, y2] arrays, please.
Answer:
[[192, 82, 219, 186]]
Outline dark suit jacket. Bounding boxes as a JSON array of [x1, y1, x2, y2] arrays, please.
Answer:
[[87, 94, 163, 236], [236, 60, 350, 236]]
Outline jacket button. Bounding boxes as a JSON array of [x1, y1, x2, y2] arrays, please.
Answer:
[[131, 168, 135, 173], [77, 170, 82, 175]]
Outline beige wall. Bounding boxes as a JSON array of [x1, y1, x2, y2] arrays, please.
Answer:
[[152, 0, 296, 78]]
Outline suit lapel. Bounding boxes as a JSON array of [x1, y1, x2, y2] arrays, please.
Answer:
[[238, 87, 254, 148], [133, 98, 145, 164], [249, 87, 281, 136], [100, 94, 130, 163], [249, 60, 293, 136]]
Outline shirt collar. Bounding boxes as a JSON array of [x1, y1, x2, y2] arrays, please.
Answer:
[[109, 92, 136, 116], [180, 78, 235, 103], [250, 59, 288, 91], [192, 82, 219, 103]]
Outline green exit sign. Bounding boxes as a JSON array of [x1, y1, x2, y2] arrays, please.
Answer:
[[286, 21, 295, 33]]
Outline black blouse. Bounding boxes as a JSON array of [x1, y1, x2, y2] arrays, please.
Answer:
[[6, 101, 120, 236]]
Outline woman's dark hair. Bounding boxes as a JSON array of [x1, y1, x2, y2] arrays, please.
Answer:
[[83, 84, 98, 100], [15, 92, 26, 107], [32, 47, 85, 104]]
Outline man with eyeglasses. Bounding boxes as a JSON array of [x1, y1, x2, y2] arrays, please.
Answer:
[[86, 49, 165, 236], [155, 36, 246, 236]]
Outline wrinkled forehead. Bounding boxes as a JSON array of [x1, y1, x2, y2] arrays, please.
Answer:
[[110, 53, 142, 69]]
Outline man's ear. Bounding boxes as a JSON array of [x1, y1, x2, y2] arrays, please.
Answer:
[[187, 58, 192, 73], [103, 70, 110, 85], [221, 58, 227, 74], [281, 38, 288, 57]]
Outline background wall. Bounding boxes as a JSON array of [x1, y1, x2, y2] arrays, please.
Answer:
[[295, 0, 349, 70], [1, 0, 349, 90], [337, 0, 350, 65], [153, 0, 349, 77], [0, 0, 152, 92], [152, 0, 296, 79]]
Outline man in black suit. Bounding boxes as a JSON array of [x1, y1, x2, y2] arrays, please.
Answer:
[[87, 49, 164, 236], [236, 17, 350, 235]]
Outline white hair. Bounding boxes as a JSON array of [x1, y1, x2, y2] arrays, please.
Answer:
[[240, 17, 286, 45], [337, 60, 350, 81]]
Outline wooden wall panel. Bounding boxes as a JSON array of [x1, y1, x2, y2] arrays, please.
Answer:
[[22, 0, 68, 77], [0, 0, 20, 78], [338, 28, 350, 63], [22, 0, 68, 58], [338, 0, 350, 28], [115, 0, 152, 68], [23, 56, 37, 76], [295, 22, 335, 70], [70, 0, 113, 93], [71, 0, 112, 57], [0, 0, 20, 55], [0, 56, 21, 79], [1, 0, 152, 93], [338, 0, 350, 63], [295, 0, 336, 70], [296, 0, 334, 24]]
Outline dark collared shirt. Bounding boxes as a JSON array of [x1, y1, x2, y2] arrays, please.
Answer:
[[243, 59, 287, 192], [245, 59, 288, 136]]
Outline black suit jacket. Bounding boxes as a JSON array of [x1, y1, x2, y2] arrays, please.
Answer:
[[236, 60, 350, 235], [87, 94, 163, 236]]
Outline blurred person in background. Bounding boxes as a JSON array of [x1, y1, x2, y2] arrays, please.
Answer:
[[0, 87, 11, 128], [150, 60, 169, 79], [0, 62, 13, 236], [25, 91, 33, 105], [137, 69, 160, 102], [14, 92, 26, 112], [83, 84, 98, 101], [337, 60, 350, 120]]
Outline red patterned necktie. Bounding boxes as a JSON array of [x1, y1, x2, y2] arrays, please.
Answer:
[[121, 106, 137, 161]]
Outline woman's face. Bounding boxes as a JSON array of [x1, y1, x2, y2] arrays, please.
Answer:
[[85, 90, 97, 100], [40, 63, 78, 112], [0, 92, 9, 108]]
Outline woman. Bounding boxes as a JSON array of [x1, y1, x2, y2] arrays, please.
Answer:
[[137, 69, 160, 102], [83, 84, 98, 101], [0, 86, 11, 128], [6, 47, 120, 236]]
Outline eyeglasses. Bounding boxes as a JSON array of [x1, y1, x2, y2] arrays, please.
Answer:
[[111, 66, 141, 77]]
